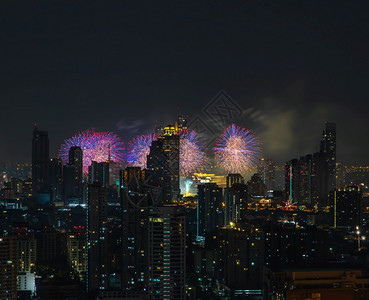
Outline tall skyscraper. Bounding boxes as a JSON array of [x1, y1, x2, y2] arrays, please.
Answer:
[[88, 161, 109, 188], [158, 125, 180, 201], [298, 154, 318, 205], [32, 124, 49, 198], [197, 183, 224, 239], [146, 140, 171, 204], [63, 147, 84, 204], [320, 122, 336, 192], [121, 167, 149, 291], [257, 158, 276, 190], [87, 183, 108, 292], [285, 159, 299, 203], [49, 158, 63, 203], [148, 206, 186, 300], [69, 146, 83, 189], [224, 183, 247, 224]]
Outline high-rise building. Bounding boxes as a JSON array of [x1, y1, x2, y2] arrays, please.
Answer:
[[69, 147, 83, 190], [148, 206, 186, 300], [49, 158, 63, 203], [0, 235, 17, 300], [67, 226, 87, 281], [224, 183, 247, 224], [247, 173, 267, 197], [158, 125, 180, 201], [197, 183, 224, 239], [87, 183, 108, 292], [146, 140, 171, 205], [121, 167, 149, 291], [63, 147, 84, 205], [298, 154, 318, 205], [226, 173, 244, 188], [330, 186, 362, 230], [285, 159, 299, 203], [14, 223, 37, 297], [32, 124, 49, 198], [89, 161, 109, 188], [320, 122, 336, 192], [35, 226, 64, 265], [257, 158, 276, 190], [206, 224, 264, 294]]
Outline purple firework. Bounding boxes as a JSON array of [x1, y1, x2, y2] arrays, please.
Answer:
[[213, 124, 261, 173], [59, 130, 125, 174], [180, 129, 206, 176], [126, 133, 156, 169]]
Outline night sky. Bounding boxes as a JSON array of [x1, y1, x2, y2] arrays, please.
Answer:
[[2, 1, 369, 164]]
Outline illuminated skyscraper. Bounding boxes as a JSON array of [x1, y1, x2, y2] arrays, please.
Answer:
[[67, 227, 87, 281], [148, 206, 186, 300], [285, 159, 299, 203], [87, 183, 108, 292], [32, 124, 49, 198], [158, 125, 180, 201], [257, 158, 276, 190], [320, 122, 336, 192]]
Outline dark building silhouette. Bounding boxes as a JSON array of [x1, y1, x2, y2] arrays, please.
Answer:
[[32, 125, 49, 199], [49, 158, 63, 203], [146, 140, 171, 205], [206, 224, 264, 294], [224, 183, 248, 224], [89, 161, 109, 188], [0, 235, 17, 299], [148, 206, 186, 300], [35, 226, 65, 265], [120, 167, 149, 291], [87, 182, 108, 293], [63, 147, 83, 205], [197, 183, 223, 239], [247, 173, 267, 197], [320, 122, 336, 193], [330, 186, 362, 230]]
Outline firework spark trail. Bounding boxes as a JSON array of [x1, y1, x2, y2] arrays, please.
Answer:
[[213, 124, 261, 174], [59, 130, 125, 174], [126, 133, 156, 169], [179, 129, 206, 177]]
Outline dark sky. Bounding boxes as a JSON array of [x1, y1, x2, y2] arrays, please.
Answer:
[[2, 1, 369, 164]]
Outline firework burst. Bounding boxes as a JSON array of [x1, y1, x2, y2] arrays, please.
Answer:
[[126, 133, 156, 169], [180, 130, 206, 177], [59, 130, 125, 174], [213, 124, 261, 173]]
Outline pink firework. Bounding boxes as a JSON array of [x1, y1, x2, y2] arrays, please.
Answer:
[[180, 129, 206, 177], [126, 133, 156, 169], [59, 130, 125, 174], [214, 124, 261, 173]]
